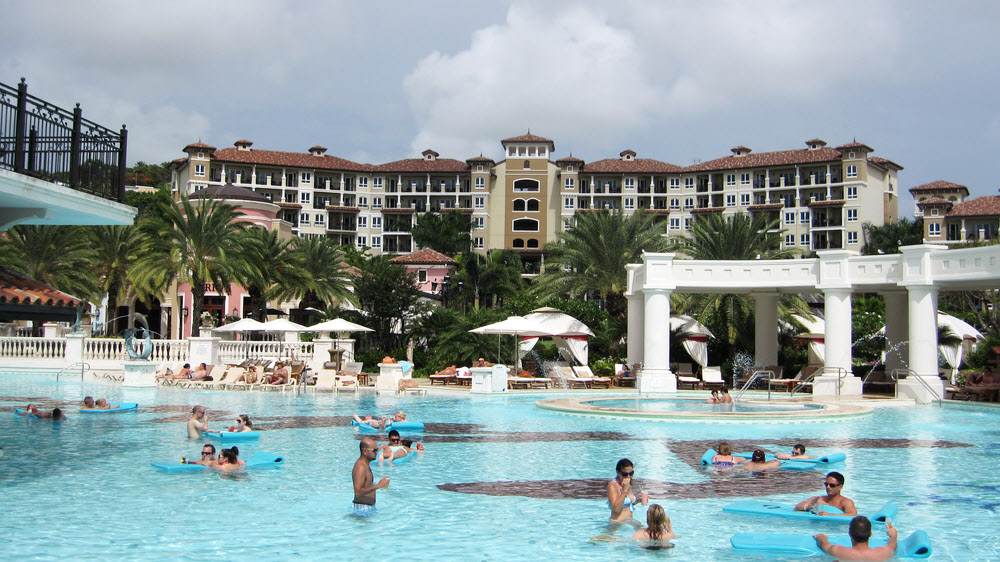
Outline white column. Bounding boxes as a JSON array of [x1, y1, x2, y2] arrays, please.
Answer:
[[626, 293, 644, 368], [882, 291, 908, 375], [640, 288, 675, 394], [900, 284, 942, 403], [754, 292, 779, 367], [815, 288, 861, 396]]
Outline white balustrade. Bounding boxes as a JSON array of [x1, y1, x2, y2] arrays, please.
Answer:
[[0, 337, 66, 359]]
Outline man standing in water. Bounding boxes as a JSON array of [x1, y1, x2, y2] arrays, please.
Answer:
[[187, 405, 209, 439], [815, 516, 897, 560], [795, 471, 857, 516], [352, 437, 389, 516]]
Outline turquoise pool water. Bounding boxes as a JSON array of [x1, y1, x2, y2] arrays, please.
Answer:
[[582, 398, 824, 413], [2, 373, 999, 560]]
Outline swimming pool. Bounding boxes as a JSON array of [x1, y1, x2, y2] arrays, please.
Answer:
[[3, 373, 999, 560], [583, 398, 824, 413]]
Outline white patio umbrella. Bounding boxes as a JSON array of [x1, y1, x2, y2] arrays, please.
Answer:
[[260, 318, 309, 332], [213, 318, 268, 332], [470, 316, 554, 366], [307, 318, 374, 333]]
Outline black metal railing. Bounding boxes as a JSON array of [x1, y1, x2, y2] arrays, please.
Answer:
[[0, 78, 126, 203]]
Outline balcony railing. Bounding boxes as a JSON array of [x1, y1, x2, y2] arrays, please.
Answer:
[[0, 78, 127, 203]]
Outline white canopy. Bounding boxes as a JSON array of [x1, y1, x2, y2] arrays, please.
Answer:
[[518, 308, 594, 366], [260, 318, 309, 332], [470, 316, 554, 337], [307, 318, 373, 333], [213, 318, 267, 332], [669, 315, 715, 368], [790, 314, 826, 365]]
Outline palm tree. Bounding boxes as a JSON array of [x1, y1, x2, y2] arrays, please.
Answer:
[[410, 210, 473, 255], [231, 228, 307, 321], [452, 250, 523, 310], [131, 195, 247, 335], [89, 225, 143, 336], [285, 236, 356, 311], [533, 209, 667, 317], [860, 219, 924, 255], [0, 225, 97, 300]]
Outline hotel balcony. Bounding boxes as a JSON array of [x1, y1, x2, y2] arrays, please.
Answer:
[[0, 78, 135, 229]]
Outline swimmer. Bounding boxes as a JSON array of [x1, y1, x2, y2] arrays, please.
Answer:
[[233, 414, 253, 432], [775, 443, 813, 460], [95, 398, 118, 410], [719, 387, 733, 403], [82, 396, 97, 410], [706, 390, 720, 403], [352, 437, 389, 516], [353, 414, 386, 429], [377, 431, 424, 463], [742, 449, 782, 471], [18, 405, 66, 420], [187, 405, 209, 439], [815, 516, 897, 561], [795, 471, 857, 516], [215, 447, 245, 472], [711, 442, 746, 467], [607, 458, 647, 523], [187, 443, 217, 466], [631, 504, 675, 549]]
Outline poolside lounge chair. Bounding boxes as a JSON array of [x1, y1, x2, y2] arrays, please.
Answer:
[[429, 369, 457, 385], [675, 363, 701, 390], [701, 366, 724, 390], [310, 369, 338, 392], [260, 370, 297, 392], [455, 370, 473, 386], [570, 365, 611, 389], [336, 372, 360, 393], [770, 365, 818, 393], [398, 378, 427, 395]]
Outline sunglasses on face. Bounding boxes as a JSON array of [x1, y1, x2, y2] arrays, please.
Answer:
[[824, 481, 841, 488], [202, 451, 213, 456], [620, 471, 634, 477]]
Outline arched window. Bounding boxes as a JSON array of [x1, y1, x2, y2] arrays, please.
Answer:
[[527, 239, 539, 248], [526, 198, 539, 211], [513, 238, 525, 248], [513, 198, 526, 211], [513, 218, 539, 232], [513, 179, 539, 192], [523, 160, 530, 169]]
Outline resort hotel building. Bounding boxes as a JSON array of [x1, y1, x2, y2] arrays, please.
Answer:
[[170, 134, 903, 276]]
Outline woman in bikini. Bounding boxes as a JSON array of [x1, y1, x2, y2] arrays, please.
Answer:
[[608, 458, 646, 524], [711, 442, 746, 467]]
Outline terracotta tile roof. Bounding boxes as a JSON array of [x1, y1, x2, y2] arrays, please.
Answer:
[[947, 196, 1000, 218], [275, 202, 302, 209], [805, 138, 827, 145], [0, 266, 80, 307], [212, 146, 369, 172], [691, 207, 725, 214], [869, 156, 903, 171], [909, 180, 969, 194], [685, 146, 843, 172], [184, 142, 216, 152], [235, 139, 253, 145], [325, 205, 359, 213], [916, 197, 951, 206], [583, 158, 682, 173], [189, 184, 270, 203], [381, 207, 415, 214], [556, 155, 584, 163], [309, 145, 327, 152], [501, 133, 555, 148], [641, 208, 671, 214], [807, 199, 847, 207], [748, 203, 785, 211], [389, 248, 457, 265], [465, 155, 495, 164], [372, 157, 470, 173], [731, 145, 751, 152], [836, 141, 874, 152]]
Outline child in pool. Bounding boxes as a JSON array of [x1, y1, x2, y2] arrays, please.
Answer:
[[631, 504, 674, 549]]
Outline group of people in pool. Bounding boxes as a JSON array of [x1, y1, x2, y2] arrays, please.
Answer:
[[186, 405, 254, 439], [16, 395, 120, 419], [82, 396, 118, 410], [607, 458, 897, 557], [183, 443, 246, 473], [711, 441, 812, 471], [352, 410, 407, 430], [706, 388, 733, 403]]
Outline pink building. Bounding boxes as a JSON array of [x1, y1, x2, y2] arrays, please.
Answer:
[[390, 248, 458, 299]]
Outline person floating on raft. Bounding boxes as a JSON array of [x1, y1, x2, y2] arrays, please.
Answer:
[[796, 471, 857, 516]]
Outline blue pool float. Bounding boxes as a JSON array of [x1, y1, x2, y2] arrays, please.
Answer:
[[351, 419, 425, 432], [151, 452, 284, 472], [731, 530, 931, 558], [369, 450, 418, 464], [723, 500, 898, 523], [203, 430, 260, 442], [734, 451, 847, 464], [78, 403, 138, 413], [14, 408, 40, 416]]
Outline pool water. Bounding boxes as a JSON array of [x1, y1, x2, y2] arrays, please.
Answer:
[[583, 398, 823, 413], [2, 373, 999, 560]]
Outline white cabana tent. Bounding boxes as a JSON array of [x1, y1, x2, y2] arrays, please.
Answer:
[[471, 316, 555, 365], [517, 307, 595, 366], [669, 315, 715, 368], [214, 318, 268, 333], [790, 313, 826, 365], [876, 312, 984, 376], [307, 318, 373, 334]]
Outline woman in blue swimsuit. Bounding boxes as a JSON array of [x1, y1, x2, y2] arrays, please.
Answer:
[[608, 458, 644, 523], [711, 442, 746, 467]]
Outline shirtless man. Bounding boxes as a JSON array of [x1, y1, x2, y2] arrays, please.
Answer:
[[795, 471, 857, 516], [352, 437, 389, 516], [82, 396, 97, 409], [188, 443, 217, 466], [776, 443, 813, 460], [187, 405, 209, 439], [706, 390, 720, 403], [815, 516, 897, 560]]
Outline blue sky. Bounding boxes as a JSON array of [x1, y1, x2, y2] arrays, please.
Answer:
[[3, 1, 999, 214]]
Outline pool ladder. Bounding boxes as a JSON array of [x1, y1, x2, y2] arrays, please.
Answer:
[[889, 368, 943, 405], [734, 369, 776, 401], [56, 362, 91, 382]]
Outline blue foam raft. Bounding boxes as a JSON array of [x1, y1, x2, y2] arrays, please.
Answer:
[[731, 530, 931, 558]]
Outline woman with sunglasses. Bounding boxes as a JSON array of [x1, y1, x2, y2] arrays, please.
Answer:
[[216, 447, 246, 471], [607, 458, 647, 523], [234, 414, 253, 432]]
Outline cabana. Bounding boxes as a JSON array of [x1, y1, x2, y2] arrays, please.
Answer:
[[669, 315, 714, 370], [517, 307, 595, 366]]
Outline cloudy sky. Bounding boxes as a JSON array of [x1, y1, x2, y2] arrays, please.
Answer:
[[3, 1, 999, 212]]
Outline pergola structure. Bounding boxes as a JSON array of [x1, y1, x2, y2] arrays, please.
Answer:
[[625, 244, 1000, 403]]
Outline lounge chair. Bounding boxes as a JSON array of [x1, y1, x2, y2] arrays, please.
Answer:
[[310, 369, 338, 392], [701, 366, 725, 390], [770, 365, 818, 393], [429, 368, 458, 385], [675, 363, 701, 390], [398, 378, 427, 396], [336, 372, 360, 393], [570, 365, 611, 389], [176, 365, 225, 389], [344, 361, 363, 375]]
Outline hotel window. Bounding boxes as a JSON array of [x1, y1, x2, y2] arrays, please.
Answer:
[[194, 164, 205, 177], [372, 217, 382, 230], [785, 234, 795, 246], [372, 236, 381, 249], [847, 209, 858, 222], [624, 197, 635, 210], [625, 178, 635, 190], [476, 165, 484, 172], [670, 198, 680, 210], [929, 223, 941, 236], [373, 177, 383, 190], [564, 177, 574, 190], [512, 218, 539, 232], [800, 233, 810, 246], [474, 237, 484, 249], [684, 218, 692, 230], [846, 165, 857, 178], [740, 173, 750, 185], [800, 211, 810, 224], [847, 231, 859, 244], [783, 194, 795, 207], [566, 165, 573, 172], [684, 177, 694, 189], [726, 174, 736, 186], [315, 214, 325, 226], [358, 216, 367, 228], [358, 177, 368, 189], [474, 196, 485, 209], [669, 218, 681, 230], [299, 212, 310, 225], [301, 192, 311, 204], [564, 197, 574, 210], [372, 197, 382, 209], [358, 196, 368, 208], [474, 217, 485, 229], [670, 178, 680, 189], [523, 160, 530, 169], [931, 208, 939, 217], [356, 236, 367, 247], [302, 172, 312, 183], [475, 177, 485, 189], [564, 219, 572, 231], [740, 193, 751, 206], [785, 212, 795, 225], [684, 198, 694, 209], [847, 186, 858, 199], [726, 194, 737, 207], [526, 199, 539, 211]]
